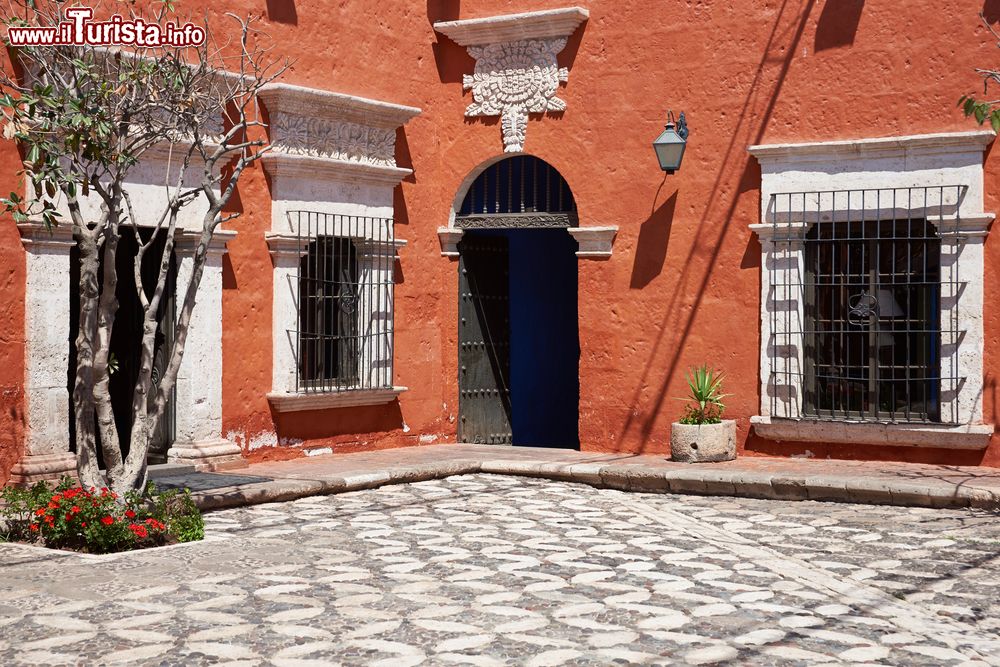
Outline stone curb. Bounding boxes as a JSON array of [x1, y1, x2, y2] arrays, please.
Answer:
[[183, 458, 1000, 513]]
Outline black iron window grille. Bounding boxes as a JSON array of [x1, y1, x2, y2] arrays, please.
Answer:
[[456, 155, 578, 229], [291, 211, 395, 394], [766, 186, 967, 424]]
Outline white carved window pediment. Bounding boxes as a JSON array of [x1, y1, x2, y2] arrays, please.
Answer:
[[434, 7, 588, 152], [258, 83, 419, 173]]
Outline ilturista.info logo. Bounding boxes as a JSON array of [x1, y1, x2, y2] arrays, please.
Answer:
[[6, 7, 205, 47]]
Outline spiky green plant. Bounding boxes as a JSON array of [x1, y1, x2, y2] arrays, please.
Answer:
[[677, 365, 728, 425]]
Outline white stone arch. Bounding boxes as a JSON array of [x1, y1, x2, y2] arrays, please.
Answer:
[[436, 152, 617, 258]]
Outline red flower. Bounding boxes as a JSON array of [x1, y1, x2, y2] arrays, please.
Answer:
[[128, 523, 148, 539], [29, 523, 38, 532], [34, 508, 46, 516], [71, 506, 80, 514], [145, 518, 166, 531], [81, 522, 87, 527], [47, 501, 59, 510], [125, 510, 136, 519], [44, 515, 54, 525], [100, 516, 114, 526]]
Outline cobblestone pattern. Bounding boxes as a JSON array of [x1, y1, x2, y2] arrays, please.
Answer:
[[0, 475, 998, 666]]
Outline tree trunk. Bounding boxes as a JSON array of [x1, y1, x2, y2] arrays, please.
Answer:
[[72, 229, 104, 490], [93, 229, 124, 479], [116, 318, 159, 495]]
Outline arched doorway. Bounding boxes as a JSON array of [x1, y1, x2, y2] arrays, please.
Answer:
[[456, 155, 580, 448]]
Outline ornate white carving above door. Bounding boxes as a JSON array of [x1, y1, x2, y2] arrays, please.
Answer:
[[434, 7, 588, 153]]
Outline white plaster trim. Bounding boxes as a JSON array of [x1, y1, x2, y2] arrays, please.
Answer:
[[438, 227, 464, 256], [261, 152, 411, 187], [749, 130, 996, 162], [166, 439, 245, 471], [259, 83, 420, 129], [927, 213, 995, 238], [267, 387, 407, 412], [434, 7, 589, 46], [568, 226, 617, 259], [8, 452, 77, 484], [174, 228, 237, 256], [750, 416, 993, 450], [17, 220, 74, 249]]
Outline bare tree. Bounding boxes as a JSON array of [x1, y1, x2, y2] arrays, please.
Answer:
[[0, 0, 286, 493]]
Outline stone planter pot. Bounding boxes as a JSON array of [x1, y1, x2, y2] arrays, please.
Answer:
[[670, 420, 736, 463]]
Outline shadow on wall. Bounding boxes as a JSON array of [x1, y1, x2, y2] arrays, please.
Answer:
[[984, 0, 1000, 24], [427, 0, 460, 23], [743, 430, 988, 466], [814, 0, 864, 51], [630, 189, 676, 289], [618, 0, 819, 453], [429, 1, 472, 85], [272, 401, 406, 445], [266, 0, 298, 25]]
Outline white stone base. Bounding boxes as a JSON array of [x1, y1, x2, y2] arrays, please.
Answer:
[[751, 416, 994, 450], [267, 387, 408, 413], [8, 452, 77, 485], [166, 439, 246, 471]]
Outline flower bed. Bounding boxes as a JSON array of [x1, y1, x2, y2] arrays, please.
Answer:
[[1, 478, 203, 553]]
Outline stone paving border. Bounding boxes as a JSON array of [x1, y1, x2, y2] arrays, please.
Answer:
[[152, 445, 1000, 513]]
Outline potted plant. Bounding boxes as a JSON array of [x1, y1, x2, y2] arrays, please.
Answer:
[[671, 365, 736, 462]]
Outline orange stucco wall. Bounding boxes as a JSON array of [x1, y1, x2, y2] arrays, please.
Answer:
[[2, 0, 999, 481]]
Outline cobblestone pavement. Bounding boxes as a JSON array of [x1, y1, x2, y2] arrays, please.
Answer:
[[1, 474, 998, 666]]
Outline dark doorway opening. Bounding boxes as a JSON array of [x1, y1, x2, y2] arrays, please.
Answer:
[[68, 229, 176, 466], [457, 229, 579, 449]]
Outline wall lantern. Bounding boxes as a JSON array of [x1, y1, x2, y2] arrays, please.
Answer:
[[652, 111, 689, 174]]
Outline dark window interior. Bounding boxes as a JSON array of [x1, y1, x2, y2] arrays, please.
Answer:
[[298, 236, 359, 387], [803, 218, 941, 422]]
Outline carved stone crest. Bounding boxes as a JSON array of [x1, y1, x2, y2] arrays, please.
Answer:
[[435, 7, 588, 153], [463, 38, 569, 152]]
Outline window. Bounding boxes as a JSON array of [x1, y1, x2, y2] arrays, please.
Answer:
[[802, 217, 941, 422], [290, 212, 395, 394], [763, 186, 966, 426], [748, 132, 994, 447]]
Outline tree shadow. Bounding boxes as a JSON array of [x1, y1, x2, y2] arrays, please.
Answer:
[[814, 0, 864, 51], [630, 189, 676, 289], [619, 0, 820, 452]]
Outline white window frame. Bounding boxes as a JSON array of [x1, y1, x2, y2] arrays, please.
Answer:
[[259, 83, 418, 412], [748, 131, 995, 449]]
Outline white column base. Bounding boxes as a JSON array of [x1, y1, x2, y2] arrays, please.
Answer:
[[166, 439, 245, 471], [8, 452, 77, 485]]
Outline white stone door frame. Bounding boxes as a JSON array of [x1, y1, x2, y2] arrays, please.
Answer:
[[12, 145, 241, 482]]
